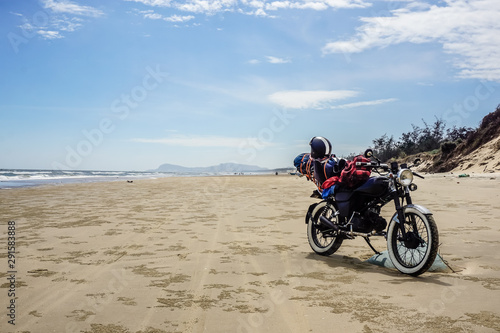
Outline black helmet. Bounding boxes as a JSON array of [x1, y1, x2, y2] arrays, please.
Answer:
[[309, 136, 332, 159]]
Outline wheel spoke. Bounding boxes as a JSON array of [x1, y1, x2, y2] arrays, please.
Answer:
[[307, 203, 344, 256], [393, 213, 431, 267], [388, 210, 439, 276]]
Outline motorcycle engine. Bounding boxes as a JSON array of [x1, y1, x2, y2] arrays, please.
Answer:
[[365, 209, 387, 232], [350, 208, 388, 233]]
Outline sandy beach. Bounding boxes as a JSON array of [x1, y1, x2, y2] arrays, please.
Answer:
[[1, 174, 500, 333]]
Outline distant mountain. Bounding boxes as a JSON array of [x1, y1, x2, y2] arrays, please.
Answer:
[[151, 162, 270, 173]]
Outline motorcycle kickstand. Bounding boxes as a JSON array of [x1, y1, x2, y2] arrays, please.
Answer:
[[364, 237, 381, 255]]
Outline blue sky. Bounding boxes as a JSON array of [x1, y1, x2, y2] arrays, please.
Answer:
[[1, 0, 499, 171]]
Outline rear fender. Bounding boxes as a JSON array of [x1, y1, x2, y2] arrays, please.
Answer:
[[305, 200, 327, 224]]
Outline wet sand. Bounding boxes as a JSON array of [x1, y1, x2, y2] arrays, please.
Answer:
[[1, 174, 500, 333]]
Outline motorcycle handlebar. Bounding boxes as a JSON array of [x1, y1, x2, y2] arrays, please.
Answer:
[[355, 161, 389, 170], [413, 171, 425, 179], [356, 161, 425, 178]]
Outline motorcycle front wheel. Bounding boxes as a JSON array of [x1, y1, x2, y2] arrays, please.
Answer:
[[307, 201, 343, 256], [387, 207, 439, 276]]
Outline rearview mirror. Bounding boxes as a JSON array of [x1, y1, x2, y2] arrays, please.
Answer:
[[413, 158, 421, 166], [364, 149, 373, 158]]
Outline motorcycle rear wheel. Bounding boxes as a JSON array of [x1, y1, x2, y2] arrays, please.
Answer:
[[307, 201, 343, 256], [387, 208, 439, 276]]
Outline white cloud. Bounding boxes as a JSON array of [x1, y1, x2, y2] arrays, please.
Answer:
[[18, 22, 36, 34], [265, 1, 326, 11], [417, 82, 434, 87], [124, 0, 173, 6], [52, 17, 83, 32], [263, 0, 370, 11], [268, 90, 359, 109], [177, 0, 238, 14], [132, 135, 253, 147], [245, 56, 290, 64], [329, 98, 397, 109], [126, 0, 371, 17], [164, 14, 196, 22], [42, 0, 104, 17], [142, 10, 164, 19], [13, 1, 103, 40], [266, 56, 291, 64], [252, 8, 270, 16], [37, 30, 64, 39], [322, 0, 500, 81], [137, 9, 195, 22]]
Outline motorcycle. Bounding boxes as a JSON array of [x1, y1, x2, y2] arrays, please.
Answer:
[[305, 149, 439, 276]]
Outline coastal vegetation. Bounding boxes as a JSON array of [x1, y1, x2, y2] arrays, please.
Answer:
[[358, 104, 500, 172]]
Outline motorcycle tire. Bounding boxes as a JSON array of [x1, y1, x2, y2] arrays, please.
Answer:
[[307, 201, 343, 256], [387, 207, 439, 276]]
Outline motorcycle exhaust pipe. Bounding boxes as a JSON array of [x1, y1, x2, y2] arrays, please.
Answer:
[[319, 216, 339, 231], [348, 231, 375, 237], [319, 216, 380, 237]]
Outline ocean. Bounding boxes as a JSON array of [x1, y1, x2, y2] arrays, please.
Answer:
[[0, 169, 177, 189], [0, 169, 193, 189], [0, 169, 273, 189]]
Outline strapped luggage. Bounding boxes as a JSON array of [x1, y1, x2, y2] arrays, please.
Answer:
[[339, 155, 371, 188], [293, 153, 314, 180], [321, 155, 371, 190]]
